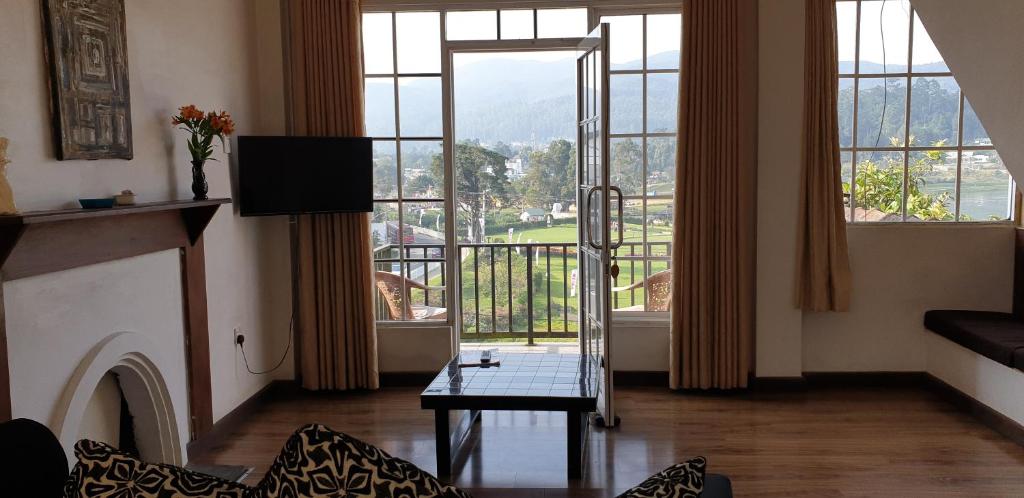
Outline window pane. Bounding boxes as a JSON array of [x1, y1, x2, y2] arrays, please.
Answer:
[[858, 0, 910, 74], [610, 74, 642, 134], [373, 140, 398, 199], [365, 77, 395, 137], [611, 137, 642, 196], [396, 12, 440, 73], [398, 77, 442, 137], [960, 150, 1011, 221], [646, 136, 677, 197], [911, 11, 947, 72], [601, 15, 642, 70], [856, 77, 906, 147], [447, 10, 497, 41], [646, 14, 681, 70], [842, 151, 853, 221], [371, 202, 400, 250], [836, 1, 857, 73], [500, 9, 534, 39], [962, 98, 992, 146], [408, 261, 446, 311], [401, 140, 443, 198], [645, 199, 673, 243], [909, 150, 956, 221], [537, 8, 587, 38], [838, 78, 855, 147], [909, 77, 959, 147], [647, 73, 679, 133], [403, 201, 446, 247], [852, 151, 904, 221], [362, 13, 393, 74]]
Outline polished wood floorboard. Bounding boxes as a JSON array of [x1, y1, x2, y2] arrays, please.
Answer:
[[193, 386, 1024, 497]]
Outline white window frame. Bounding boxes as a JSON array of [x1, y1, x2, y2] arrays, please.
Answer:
[[363, 1, 684, 337], [837, 0, 1014, 223]]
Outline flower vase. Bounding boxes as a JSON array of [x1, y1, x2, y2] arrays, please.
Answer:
[[191, 159, 208, 201]]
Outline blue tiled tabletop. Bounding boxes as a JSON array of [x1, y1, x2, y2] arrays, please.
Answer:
[[420, 351, 599, 411]]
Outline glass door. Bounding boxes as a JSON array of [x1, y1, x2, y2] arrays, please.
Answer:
[[577, 24, 619, 427]]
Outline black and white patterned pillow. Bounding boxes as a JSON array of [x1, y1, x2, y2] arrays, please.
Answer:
[[616, 456, 707, 498], [253, 424, 471, 498], [64, 439, 254, 498]]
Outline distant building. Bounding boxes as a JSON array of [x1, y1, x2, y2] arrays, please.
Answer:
[[520, 208, 546, 222], [505, 155, 529, 179]]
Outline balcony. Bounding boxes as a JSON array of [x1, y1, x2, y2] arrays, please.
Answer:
[[373, 241, 672, 343]]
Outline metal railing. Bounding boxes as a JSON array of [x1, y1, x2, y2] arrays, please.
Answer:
[[373, 240, 671, 342]]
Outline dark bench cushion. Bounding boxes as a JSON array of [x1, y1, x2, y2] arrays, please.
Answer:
[[924, 310, 1024, 369]]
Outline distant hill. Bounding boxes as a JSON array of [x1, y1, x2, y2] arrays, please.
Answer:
[[367, 51, 681, 145]]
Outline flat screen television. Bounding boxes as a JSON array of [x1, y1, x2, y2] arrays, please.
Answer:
[[237, 136, 372, 216]]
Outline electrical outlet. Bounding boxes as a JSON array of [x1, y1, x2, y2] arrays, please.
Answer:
[[234, 327, 245, 347]]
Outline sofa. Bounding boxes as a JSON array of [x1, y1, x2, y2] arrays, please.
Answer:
[[0, 418, 731, 498]]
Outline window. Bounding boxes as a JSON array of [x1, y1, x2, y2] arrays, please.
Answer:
[[364, 6, 682, 323], [837, 0, 1013, 222], [601, 13, 682, 312], [364, 12, 447, 321]]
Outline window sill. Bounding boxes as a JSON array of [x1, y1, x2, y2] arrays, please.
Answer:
[[612, 312, 669, 328], [846, 220, 1014, 229]]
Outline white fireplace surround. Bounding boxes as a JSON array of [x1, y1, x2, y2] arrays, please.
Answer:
[[53, 331, 183, 466]]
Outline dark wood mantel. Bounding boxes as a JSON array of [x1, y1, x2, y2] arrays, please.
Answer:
[[0, 199, 229, 438]]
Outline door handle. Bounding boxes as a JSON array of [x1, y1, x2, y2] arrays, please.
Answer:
[[585, 186, 602, 250], [609, 185, 624, 250]]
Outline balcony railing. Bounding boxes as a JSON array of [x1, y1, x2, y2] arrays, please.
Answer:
[[373, 240, 672, 343]]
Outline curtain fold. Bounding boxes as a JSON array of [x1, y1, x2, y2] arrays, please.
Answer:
[[669, 0, 757, 390], [796, 0, 852, 312], [286, 0, 379, 390]]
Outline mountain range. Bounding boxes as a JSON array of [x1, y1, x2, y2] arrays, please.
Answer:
[[366, 53, 958, 146]]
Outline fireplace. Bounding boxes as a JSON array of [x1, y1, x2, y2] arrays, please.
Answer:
[[0, 200, 227, 462]]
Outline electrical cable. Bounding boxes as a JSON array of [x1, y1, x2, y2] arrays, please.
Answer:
[[239, 315, 293, 375], [872, 0, 889, 156]]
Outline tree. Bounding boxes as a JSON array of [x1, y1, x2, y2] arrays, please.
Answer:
[[521, 139, 576, 209], [433, 141, 510, 242], [610, 139, 642, 195], [846, 138, 954, 221]]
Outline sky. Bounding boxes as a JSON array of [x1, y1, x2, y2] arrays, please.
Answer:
[[837, 0, 945, 67]]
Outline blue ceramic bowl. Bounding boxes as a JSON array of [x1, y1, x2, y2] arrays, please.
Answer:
[[79, 198, 115, 209]]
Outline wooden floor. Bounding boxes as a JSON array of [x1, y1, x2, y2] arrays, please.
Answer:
[[193, 385, 1024, 497]]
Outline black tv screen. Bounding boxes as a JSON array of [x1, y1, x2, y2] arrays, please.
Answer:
[[238, 136, 372, 216]]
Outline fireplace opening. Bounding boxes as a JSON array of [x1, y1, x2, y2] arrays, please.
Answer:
[[77, 372, 141, 458], [55, 332, 184, 466]]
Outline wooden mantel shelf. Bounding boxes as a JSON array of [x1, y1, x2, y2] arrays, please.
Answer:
[[0, 198, 230, 280], [0, 198, 229, 431]]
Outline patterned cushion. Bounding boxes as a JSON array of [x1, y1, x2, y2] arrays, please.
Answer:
[[616, 457, 707, 498], [254, 424, 471, 498], [64, 439, 253, 498]]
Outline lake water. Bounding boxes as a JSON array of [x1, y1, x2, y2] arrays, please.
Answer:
[[922, 181, 1013, 220]]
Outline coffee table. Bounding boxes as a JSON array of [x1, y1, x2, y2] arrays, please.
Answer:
[[420, 351, 599, 480]]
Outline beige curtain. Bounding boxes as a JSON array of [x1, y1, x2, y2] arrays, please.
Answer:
[[286, 0, 379, 390], [670, 0, 758, 390], [796, 0, 852, 312]]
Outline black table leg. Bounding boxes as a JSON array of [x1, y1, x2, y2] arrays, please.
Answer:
[[435, 409, 451, 479], [567, 410, 584, 479]]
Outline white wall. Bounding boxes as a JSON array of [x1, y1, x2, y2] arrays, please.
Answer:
[[927, 333, 1024, 427], [756, 0, 805, 378], [0, 0, 291, 426], [803, 224, 1014, 372], [913, 0, 1024, 184]]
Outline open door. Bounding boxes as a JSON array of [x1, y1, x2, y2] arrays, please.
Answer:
[[576, 24, 620, 428]]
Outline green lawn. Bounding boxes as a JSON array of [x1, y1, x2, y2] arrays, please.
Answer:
[[403, 220, 673, 335]]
